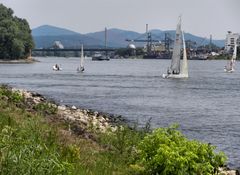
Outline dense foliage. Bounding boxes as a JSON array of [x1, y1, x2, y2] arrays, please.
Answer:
[[0, 4, 34, 59], [132, 125, 226, 175]]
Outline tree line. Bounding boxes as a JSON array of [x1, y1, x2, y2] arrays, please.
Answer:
[[0, 3, 34, 60]]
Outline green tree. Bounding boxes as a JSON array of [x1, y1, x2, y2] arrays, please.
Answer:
[[0, 4, 34, 60]]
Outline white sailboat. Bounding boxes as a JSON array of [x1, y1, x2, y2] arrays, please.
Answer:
[[162, 16, 188, 79], [77, 44, 85, 72], [224, 42, 237, 73], [52, 64, 62, 71]]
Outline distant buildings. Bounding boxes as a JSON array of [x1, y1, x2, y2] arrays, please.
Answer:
[[52, 41, 64, 49], [225, 31, 239, 52]]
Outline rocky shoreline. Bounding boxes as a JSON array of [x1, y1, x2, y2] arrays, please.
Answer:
[[6, 87, 238, 175], [12, 87, 126, 134]]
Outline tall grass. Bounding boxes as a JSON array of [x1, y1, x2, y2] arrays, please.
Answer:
[[0, 89, 74, 174]]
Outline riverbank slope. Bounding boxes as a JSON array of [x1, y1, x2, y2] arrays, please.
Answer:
[[0, 85, 237, 175]]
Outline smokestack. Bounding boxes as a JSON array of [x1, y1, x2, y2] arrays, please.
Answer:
[[105, 27, 107, 49], [209, 34, 213, 52]]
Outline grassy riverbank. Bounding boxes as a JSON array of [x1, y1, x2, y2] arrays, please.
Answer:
[[0, 85, 139, 174], [0, 85, 230, 175]]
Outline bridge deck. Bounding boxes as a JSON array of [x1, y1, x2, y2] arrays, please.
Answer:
[[33, 48, 116, 52]]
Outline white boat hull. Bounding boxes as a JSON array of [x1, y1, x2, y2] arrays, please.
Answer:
[[162, 73, 188, 79], [77, 67, 84, 73], [52, 66, 62, 71], [224, 68, 234, 73]]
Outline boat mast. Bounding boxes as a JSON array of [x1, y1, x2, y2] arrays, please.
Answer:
[[146, 24, 152, 54], [209, 34, 212, 52], [80, 44, 84, 68], [105, 27, 107, 57]]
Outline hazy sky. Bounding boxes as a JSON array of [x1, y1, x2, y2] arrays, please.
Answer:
[[0, 0, 239, 39]]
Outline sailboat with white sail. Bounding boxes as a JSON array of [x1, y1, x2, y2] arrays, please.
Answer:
[[77, 44, 85, 72], [224, 42, 237, 73], [162, 16, 188, 79]]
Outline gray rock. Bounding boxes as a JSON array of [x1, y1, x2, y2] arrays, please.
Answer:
[[58, 105, 66, 111]]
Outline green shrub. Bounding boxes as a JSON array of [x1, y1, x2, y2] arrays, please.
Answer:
[[11, 91, 23, 103], [99, 126, 144, 158], [133, 125, 227, 175], [0, 86, 23, 103], [33, 102, 57, 115]]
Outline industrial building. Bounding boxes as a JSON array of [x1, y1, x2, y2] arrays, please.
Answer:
[[225, 31, 239, 52]]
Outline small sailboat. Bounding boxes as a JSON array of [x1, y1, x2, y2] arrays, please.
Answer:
[[224, 42, 237, 73], [77, 44, 85, 72], [53, 64, 62, 71], [162, 16, 188, 79]]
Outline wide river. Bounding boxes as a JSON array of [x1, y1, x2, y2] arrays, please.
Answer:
[[0, 57, 239, 168]]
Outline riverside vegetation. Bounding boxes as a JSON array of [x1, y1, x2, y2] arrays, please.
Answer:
[[0, 85, 231, 175], [0, 4, 34, 60]]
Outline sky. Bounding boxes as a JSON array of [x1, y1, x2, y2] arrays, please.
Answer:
[[0, 0, 239, 39]]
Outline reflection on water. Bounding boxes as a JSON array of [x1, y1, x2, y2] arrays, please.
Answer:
[[0, 57, 240, 168]]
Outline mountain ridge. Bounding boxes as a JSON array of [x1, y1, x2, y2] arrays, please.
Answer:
[[32, 25, 225, 48], [32, 25, 80, 36]]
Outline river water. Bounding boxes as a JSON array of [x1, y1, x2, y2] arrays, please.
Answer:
[[0, 57, 239, 168]]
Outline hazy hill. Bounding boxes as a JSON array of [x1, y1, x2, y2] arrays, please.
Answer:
[[32, 25, 225, 49], [33, 35, 105, 49], [86, 28, 142, 47], [32, 25, 107, 48], [32, 25, 122, 48], [32, 25, 79, 36]]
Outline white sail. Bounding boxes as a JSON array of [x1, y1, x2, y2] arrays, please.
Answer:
[[162, 16, 188, 79], [181, 31, 188, 77], [80, 44, 84, 68], [230, 43, 237, 71], [232, 42, 237, 61], [170, 16, 182, 74], [224, 41, 237, 73], [77, 44, 85, 72]]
